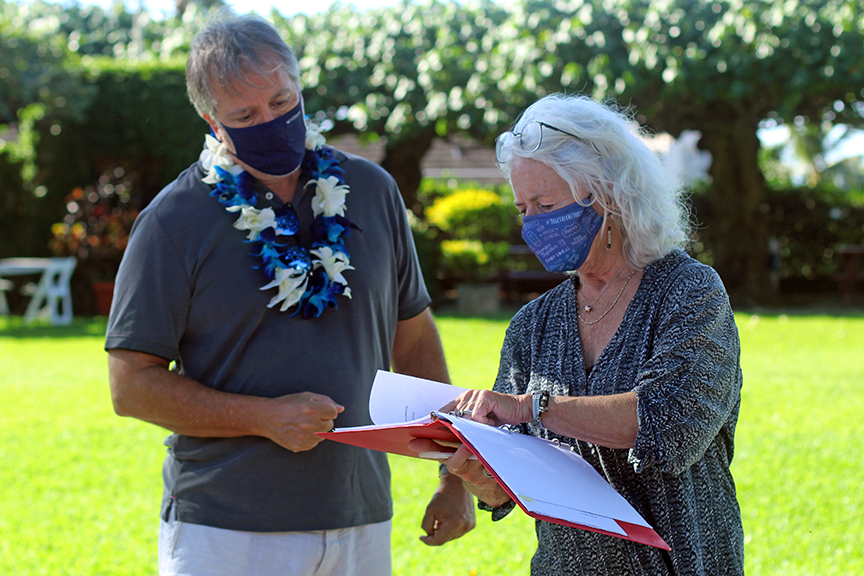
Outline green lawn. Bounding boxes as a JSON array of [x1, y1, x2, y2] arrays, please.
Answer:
[[1, 309, 862, 575]]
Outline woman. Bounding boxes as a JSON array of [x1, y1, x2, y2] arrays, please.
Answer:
[[414, 94, 744, 575]]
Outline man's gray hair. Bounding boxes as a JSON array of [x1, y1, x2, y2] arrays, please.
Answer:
[[186, 8, 301, 119], [497, 94, 692, 268]]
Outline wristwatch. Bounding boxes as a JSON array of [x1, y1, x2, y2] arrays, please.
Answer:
[[532, 390, 550, 431]]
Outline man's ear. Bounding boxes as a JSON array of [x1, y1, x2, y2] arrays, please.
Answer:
[[203, 114, 221, 139]]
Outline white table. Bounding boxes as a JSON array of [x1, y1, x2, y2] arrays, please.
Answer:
[[0, 257, 77, 325]]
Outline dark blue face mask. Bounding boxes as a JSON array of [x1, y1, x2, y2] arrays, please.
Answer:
[[220, 99, 306, 176], [521, 200, 603, 273]]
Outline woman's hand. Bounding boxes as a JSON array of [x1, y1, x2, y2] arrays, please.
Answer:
[[445, 444, 512, 508], [408, 438, 511, 508], [407, 389, 536, 510], [440, 389, 532, 427]]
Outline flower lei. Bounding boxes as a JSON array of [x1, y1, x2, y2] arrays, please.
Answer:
[[200, 119, 357, 319]]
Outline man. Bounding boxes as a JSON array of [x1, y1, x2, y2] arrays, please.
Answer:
[[106, 10, 474, 575]]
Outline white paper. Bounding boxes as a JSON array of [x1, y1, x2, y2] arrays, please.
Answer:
[[368, 370, 467, 425], [524, 498, 624, 535], [365, 371, 653, 536], [442, 413, 651, 529]]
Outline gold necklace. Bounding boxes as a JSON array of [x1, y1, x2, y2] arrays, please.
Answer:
[[576, 269, 637, 325], [582, 266, 627, 312]]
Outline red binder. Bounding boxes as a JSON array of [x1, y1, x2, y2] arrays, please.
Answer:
[[321, 397, 670, 551]]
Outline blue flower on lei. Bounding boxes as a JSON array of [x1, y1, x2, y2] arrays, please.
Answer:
[[199, 121, 356, 318], [295, 269, 346, 319], [210, 166, 256, 210]]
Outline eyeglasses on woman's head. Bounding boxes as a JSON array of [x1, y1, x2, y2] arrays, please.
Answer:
[[495, 121, 595, 164]]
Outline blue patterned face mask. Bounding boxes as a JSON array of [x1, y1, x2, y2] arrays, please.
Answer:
[[521, 200, 603, 273], [220, 100, 306, 176]]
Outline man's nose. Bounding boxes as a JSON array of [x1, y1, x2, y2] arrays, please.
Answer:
[[260, 107, 276, 123]]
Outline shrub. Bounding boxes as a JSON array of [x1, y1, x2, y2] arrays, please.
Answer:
[[425, 188, 517, 242], [439, 239, 510, 281], [48, 168, 141, 283], [425, 187, 519, 283], [690, 187, 864, 287]]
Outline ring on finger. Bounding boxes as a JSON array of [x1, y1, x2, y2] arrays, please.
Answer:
[[484, 469, 493, 478]]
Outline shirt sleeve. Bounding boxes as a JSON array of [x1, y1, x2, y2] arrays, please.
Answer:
[[629, 265, 743, 475], [104, 196, 191, 361]]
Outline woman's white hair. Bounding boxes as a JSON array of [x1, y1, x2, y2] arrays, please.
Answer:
[[497, 94, 692, 268]]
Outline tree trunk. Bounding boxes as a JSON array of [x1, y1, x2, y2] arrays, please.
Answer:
[[379, 129, 436, 215], [697, 113, 774, 306]]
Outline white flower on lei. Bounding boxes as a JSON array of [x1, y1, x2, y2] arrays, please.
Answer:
[[232, 206, 276, 240], [311, 246, 354, 289], [260, 267, 309, 312], [305, 121, 326, 150], [200, 134, 244, 184], [203, 117, 355, 318], [308, 175, 349, 217]]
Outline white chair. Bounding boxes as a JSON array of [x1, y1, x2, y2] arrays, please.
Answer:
[[0, 278, 13, 315], [23, 257, 77, 326]]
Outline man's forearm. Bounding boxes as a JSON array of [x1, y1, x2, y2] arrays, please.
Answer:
[[108, 348, 343, 453], [108, 348, 270, 437]]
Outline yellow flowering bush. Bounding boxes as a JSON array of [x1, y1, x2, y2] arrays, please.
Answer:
[[426, 188, 517, 243], [426, 188, 519, 282]]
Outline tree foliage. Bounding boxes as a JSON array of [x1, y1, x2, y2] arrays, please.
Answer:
[[605, 0, 864, 302], [281, 0, 863, 302], [274, 1, 513, 211], [0, 1, 92, 124], [2, 0, 863, 302]]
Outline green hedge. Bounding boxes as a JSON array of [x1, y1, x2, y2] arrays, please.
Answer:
[[0, 58, 207, 313], [0, 149, 28, 256], [414, 182, 864, 299], [692, 189, 864, 289], [2, 57, 205, 258], [40, 57, 204, 205]]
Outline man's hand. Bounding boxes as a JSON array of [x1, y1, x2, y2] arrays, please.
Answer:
[[419, 473, 476, 546], [256, 392, 344, 453]]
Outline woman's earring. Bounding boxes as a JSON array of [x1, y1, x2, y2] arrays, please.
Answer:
[[606, 226, 612, 250]]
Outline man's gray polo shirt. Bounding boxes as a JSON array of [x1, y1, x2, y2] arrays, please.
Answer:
[[105, 149, 431, 532]]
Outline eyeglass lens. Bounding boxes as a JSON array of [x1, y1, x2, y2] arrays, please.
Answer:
[[496, 122, 555, 163], [519, 122, 544, 153], [496, 122, 538, 163], [494, 133, 510, 163]]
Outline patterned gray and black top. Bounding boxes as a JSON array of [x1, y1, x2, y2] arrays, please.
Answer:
[[485, 250, 744, 576]]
